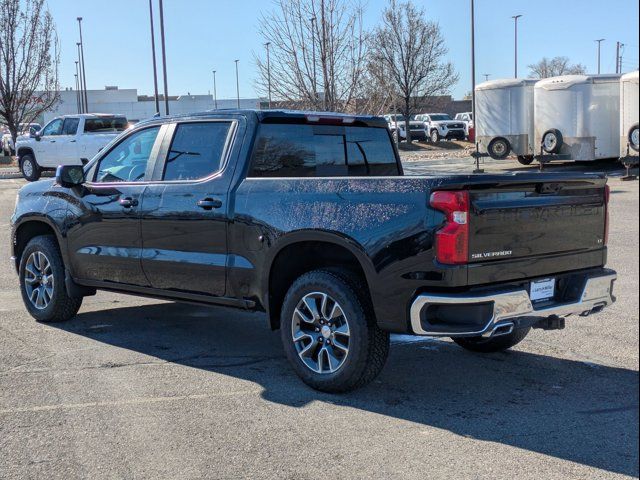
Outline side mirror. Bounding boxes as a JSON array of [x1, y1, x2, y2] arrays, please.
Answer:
[[56, 165, 85, 188], [31, 130, 41, 140]]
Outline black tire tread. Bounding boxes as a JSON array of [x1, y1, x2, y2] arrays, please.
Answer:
[[453, 327, 530, 353], [20, 235, 82, 323]]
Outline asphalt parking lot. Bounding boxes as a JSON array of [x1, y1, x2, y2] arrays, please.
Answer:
[[0, 159, 638, 479]]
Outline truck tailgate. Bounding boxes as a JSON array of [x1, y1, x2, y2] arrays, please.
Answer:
[[468, 178, 607, 264]]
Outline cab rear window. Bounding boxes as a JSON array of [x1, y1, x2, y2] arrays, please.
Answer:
[[84, 117, 128, 133], [248, 124, 400, 177]]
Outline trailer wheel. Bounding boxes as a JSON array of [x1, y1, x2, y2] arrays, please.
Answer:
[[487, 137, 511, 159], [542, 129, 563, 154], [517, 155, 535, 165], [629, 124, 639, 152]]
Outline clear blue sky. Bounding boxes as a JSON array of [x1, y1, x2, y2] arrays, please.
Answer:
[[49, 0, 640, 100]]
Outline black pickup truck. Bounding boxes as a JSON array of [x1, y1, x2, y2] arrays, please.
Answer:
[[11, 110, 617, 392]]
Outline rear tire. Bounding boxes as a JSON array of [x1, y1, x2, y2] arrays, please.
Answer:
[[280, 269, 390, 393], [20, 154, 41, 182], [19, 235, 82, 322], [453, 327, 530, 353], [517, 155, 535, 165], [487, 137, 511, 159]]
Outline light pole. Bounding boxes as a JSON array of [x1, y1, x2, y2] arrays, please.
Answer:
[[76, 43, 84, 113], [77, 17, 89, 111], [471, 0, 482, 173], [212, 70, 218, 109], [148, 0, 160, 114], [158, 0, 170, 115], [483, 73, 490, 82], [74, 72, 81, 114], [512, 14, 522, 78], [595, 39, 605, 74], [264, 42, 272, 108], [235, 59, 240, 108]]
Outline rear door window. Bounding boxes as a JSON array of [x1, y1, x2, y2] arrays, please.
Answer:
[[163, 121, 232, 181], [62, 118, 79, 135], [249, 124, 399, 177]]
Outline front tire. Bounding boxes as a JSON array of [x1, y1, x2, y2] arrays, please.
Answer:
[[20, 154, 41, 182], [452, 327, 530, 353], [19, 235, 82, 322], [280, 269, 390, 393], [430, 129, 440, 143]]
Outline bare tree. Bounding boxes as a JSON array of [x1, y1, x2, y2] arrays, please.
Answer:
[[255, 0, 367, 112], [368, 0, 458, 142], [0, 0, 60, 146], [528, 56, 587, 78]]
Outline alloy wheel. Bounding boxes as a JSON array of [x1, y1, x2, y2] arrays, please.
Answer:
[[24, 251, 54, 310], [22, 159, 33, 177], [291, 292, 351, 374]]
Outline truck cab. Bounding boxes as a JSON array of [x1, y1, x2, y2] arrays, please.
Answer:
[[16, 114, 128, 181]]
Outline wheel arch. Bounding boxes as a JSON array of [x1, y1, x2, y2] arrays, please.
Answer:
[[13, 218, 66, 272], [263, 231, 377, 330], [17, 146, 35, 160]]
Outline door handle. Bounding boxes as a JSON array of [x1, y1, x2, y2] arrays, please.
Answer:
[[119, 197, 139, 208], [70, 140, 77, 143], [197, 198, 222, 210]]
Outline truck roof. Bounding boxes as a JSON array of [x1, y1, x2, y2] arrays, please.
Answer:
[[136, 109, 388, 128]]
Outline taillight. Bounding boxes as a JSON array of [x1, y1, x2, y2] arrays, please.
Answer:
[[604, 184, 610, 246], [430, 190, 470, 265]]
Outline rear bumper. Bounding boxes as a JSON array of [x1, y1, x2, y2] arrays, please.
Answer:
[[409, 270, 616, 337]]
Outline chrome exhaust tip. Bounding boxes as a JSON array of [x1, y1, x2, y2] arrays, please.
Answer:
[[482, 322, 515, 338]]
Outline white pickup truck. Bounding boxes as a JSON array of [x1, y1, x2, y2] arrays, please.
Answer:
[[16, 114, 128, 181]]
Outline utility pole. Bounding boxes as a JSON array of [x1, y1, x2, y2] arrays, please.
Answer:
[[512, 15, 522, 78], [158, 0, 170, 115], [265, 42, 272, 108], [212, 70, 218, 109], [595, 39, 605, 74], [148, 0, 160, 114], [235, 60, 240, 108], [77, 18, 89, 111], [76, 43, 84, 113]]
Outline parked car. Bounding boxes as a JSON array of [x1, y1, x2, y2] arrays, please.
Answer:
[[11, 110, 617, 392], [454, 112, 473, 138], [414, 113, 466, 142], [15, 113, 128, 181], [383, 114, 428, 141], [2, 123, 41, 156]]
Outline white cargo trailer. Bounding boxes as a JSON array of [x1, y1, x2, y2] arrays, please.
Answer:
[[534, 74, 621, 161], [620, 70, 639, 159], [475, 78, 537, 164]]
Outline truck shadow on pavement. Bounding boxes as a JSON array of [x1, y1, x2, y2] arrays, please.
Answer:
[[55, 302, 639, 477]]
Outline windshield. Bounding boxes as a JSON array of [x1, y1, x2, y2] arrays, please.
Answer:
[[391, 115, 406, 122], [430, 114, 452, 121]]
